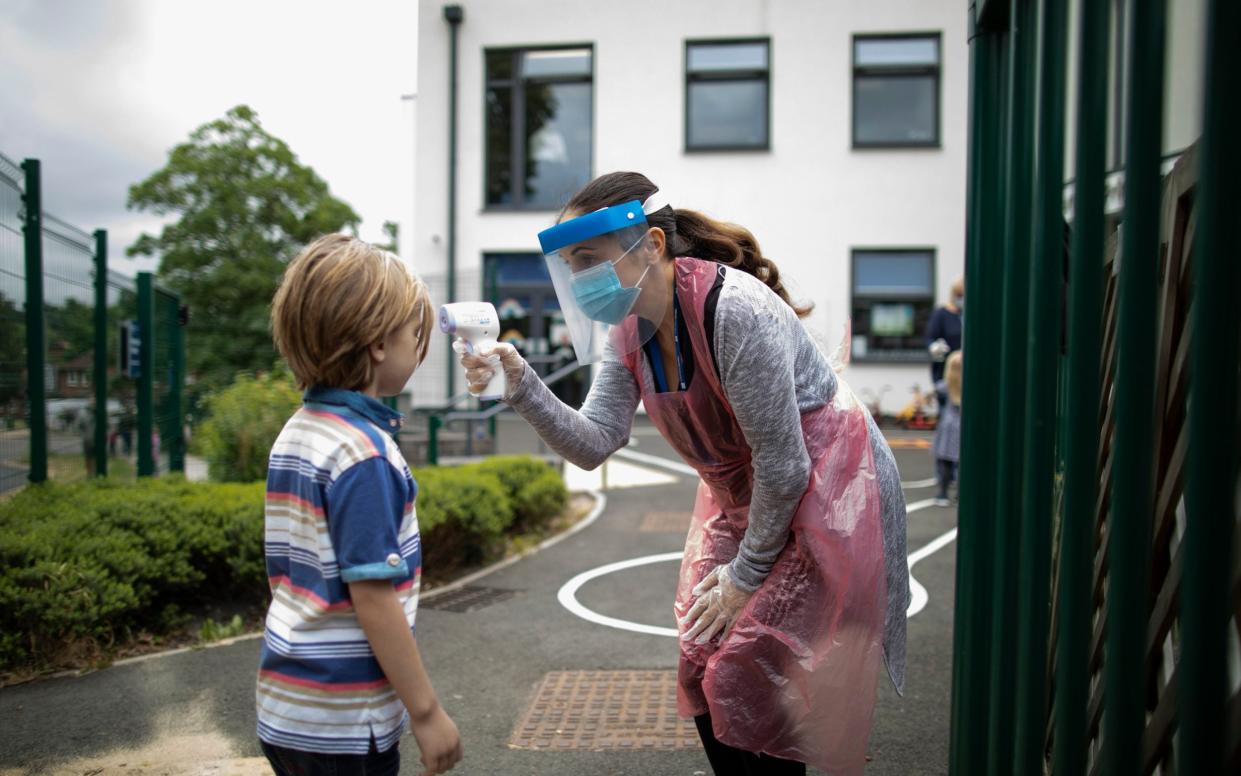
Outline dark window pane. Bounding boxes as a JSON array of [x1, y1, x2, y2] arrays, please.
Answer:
[[523, 81, 592, 209], [486, 50, 514, 81], [854, 251, 933, 296], [688, 80, 767, 148], [522, 48, 591, 78], [486, 86, 513, 206], [688, 42, 768, 73], [855, 38, 939, 68], [855, 75, 937, 144]]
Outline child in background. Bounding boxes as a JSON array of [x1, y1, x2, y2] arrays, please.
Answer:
[[260, 234, 462, 775], [933, 350, 963, 507]]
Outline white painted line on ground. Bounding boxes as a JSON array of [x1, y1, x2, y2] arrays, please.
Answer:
[[556, 552, 684, 637], [556, 496, 957, 636], [906, 521, 960, 619], [904, 497, 943, 514], [612, 448, 699, 477], [901, 477, 939, 490]]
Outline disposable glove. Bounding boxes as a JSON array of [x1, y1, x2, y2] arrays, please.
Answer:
[[452, 339, 526, 400], [928, 338, 951, 362], [680, 563, 754, 646]]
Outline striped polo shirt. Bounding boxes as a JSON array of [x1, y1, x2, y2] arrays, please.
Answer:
[[256, 386, 420, 755]]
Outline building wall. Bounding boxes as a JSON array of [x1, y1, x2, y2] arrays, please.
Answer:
[[414, 0, 968, 412]]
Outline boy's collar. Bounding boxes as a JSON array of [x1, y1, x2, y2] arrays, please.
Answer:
[[304, 386, 404, 437]]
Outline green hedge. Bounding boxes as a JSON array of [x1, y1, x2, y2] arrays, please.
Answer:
[[0, 456, 566, 675]]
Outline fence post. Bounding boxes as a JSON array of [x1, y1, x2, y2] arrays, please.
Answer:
[[21, 159, 46, 484], [93, 229, 108, 477], [169, 294, 184, 472], [1179, 0, 1240, 772], [986, 2, 1037, 769], [950, 7, 1004, 774], [1013, 0, 1067, 771], [137, 272, 155, 476], [1103, 0, 1166, 772], [1053, 0, 1110, 772], [427, 414, 440, 466]]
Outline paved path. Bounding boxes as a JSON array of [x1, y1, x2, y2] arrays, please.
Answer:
[[0, 429, 958, 775]]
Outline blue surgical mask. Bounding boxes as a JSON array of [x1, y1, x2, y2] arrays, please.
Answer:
[[570, 238, 650, 325]]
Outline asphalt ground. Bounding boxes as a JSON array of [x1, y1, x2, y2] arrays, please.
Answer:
[[0, 422, 958, 775]]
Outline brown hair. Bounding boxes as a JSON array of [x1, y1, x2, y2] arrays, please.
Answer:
[[561, 171, 813, 317], [945, 350, 963, 406], [271, 233, 434, 391]]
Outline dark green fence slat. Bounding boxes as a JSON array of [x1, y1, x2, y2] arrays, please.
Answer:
[[137, 272, 154, 477], [1179, 0, 1240, 772], [93, 229, 108, 477], [22, 159, 46, 484], [1014, 0, 1067, 771], [987, 1, 1037, 769], [951, 9, 1007, 773], [1104, 0, 1167, 772], [169, 292, 184, 472], [1053, 0, 1111, 772]]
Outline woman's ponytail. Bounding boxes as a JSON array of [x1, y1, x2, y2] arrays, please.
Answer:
[[562, 170, 814, 318]]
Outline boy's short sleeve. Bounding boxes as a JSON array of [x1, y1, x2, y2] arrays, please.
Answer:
[[326, 457, 410, 584]]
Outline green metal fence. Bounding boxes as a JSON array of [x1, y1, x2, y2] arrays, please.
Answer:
[[1, 152, 186, 491], [951, 1, 1239, 775]]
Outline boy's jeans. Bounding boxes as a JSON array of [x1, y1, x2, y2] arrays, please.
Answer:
[[260, 740, 400, 776]]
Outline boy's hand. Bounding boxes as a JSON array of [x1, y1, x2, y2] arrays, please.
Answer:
[[411, 702, 463, 775]]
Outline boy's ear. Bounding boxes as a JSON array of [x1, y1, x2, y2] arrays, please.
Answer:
[[369, 339, 388, 365]]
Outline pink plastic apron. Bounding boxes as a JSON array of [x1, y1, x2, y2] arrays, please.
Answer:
[[619, 258, 887, 774]]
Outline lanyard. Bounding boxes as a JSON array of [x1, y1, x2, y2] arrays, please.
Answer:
[[672, 294, 687, 392]]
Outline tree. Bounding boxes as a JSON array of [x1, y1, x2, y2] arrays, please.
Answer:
[[127, 105, 360, 388], [376, 221, 399, 254]]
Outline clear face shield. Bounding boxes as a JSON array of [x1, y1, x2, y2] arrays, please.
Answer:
[[538, 200, 669, 364]]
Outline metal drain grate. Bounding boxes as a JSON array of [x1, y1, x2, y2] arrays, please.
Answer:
[[639, 511, 692, 533], [422, 585, 519, 613], [509, 670, 701, 751]]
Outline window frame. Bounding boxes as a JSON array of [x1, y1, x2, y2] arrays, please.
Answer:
[[483, 43, 595, 212], [849, 246, 939, 363], [684, 37, 772, 153], [851, 31, 942, 150]]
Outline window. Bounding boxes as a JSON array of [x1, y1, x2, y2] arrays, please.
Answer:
[[852, 34, 941, 148], [685, 39, 770, 151], [485, 46, 593, 210], [851, 249, 936, 360]]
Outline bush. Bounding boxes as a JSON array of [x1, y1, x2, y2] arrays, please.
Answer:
[[0, 456, 567, 675], [195, 372, 301, 482], [472, 456, 566, 531], [413, 466, 512, 570], [0, 476, 265, 673]]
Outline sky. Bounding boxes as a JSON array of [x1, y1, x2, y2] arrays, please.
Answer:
[[0, 0, 420, 275]]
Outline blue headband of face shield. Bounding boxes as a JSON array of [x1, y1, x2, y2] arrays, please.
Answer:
[[539, 201, 652, 325]]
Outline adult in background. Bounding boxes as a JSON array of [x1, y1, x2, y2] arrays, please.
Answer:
[[925, 277, 964, 409]]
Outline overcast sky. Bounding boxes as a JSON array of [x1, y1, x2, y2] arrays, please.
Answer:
[[1, 0, 419, 275]]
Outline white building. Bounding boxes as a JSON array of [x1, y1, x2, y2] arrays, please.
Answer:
[[410, 0, 1200, 415]]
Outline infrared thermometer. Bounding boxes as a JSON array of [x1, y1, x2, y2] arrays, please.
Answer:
[[439, 302, 506, 401]]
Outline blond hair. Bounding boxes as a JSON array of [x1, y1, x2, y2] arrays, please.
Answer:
[[945, 350, 963, 407], [271, 234, 434, 391]]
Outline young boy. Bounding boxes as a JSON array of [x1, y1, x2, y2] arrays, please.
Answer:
[[259, 234, 462, 775]]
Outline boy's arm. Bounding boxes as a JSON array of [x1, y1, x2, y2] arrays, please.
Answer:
[[351, 580, 462, 774], [350, 579, 438, 716]]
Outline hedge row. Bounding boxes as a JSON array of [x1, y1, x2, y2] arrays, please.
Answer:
[[0, 456, 566, 674]]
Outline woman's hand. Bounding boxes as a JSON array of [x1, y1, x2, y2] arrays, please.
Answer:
[[680, 564, 753, 645], [452, 339, 527, 400]]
